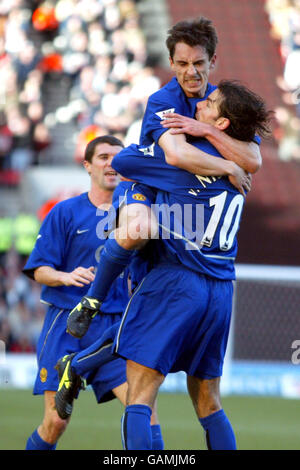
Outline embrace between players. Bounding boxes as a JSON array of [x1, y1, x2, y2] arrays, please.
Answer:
[[24, 17, 272, 451]]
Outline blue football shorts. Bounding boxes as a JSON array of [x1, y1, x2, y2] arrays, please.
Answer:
[[114, 262, 233, 379], [34, 306, 127, 403]]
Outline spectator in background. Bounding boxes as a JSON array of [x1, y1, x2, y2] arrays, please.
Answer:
[[0, 111, 13, 170], [266, 0, 300, 160]]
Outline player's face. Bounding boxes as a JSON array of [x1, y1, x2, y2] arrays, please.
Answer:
[[86, 143, 122, 190], [195, 88, 222, 125], [170, 43, 216, 98]]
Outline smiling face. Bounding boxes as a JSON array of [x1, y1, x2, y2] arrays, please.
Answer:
[[84, 142, 122, 191], [169, 42, 216, 98]]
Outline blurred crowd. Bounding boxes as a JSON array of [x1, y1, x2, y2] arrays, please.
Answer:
[[0, 213, 44, 353], [0, 0, 161, 354], [266, 0, 300, 160], [0, 0, 161, 182], [0, 0, 52, 183]]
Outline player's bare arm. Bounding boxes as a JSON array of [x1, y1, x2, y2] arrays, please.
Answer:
[[34, 265, 95, 288], [161, 112, 262, 174], [158, 131, 251, 197]]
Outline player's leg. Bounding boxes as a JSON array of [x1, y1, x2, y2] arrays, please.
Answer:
[[113, 382, 164, 450], [85, 203, 153, 303], [150, 397, 164, 450], [26, 391, 69, 450], [187, 375, 236, 450], [121, 359, 165, 450], [68, 202, 157, 339], [26, 306, 78, 450]]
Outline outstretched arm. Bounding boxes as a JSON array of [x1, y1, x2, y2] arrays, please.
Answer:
[[161, 113, 262, 174], [158, 131, 251, 196]]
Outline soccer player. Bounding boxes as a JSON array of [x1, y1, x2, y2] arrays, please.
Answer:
[[137, 17, 262, 175], [112, 80, 272, 451], [22, 135, 163, 450]]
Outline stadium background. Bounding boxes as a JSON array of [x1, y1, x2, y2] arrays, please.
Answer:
[[1, 0, 300, 450]]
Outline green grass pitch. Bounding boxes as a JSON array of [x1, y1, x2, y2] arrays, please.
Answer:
[[1, 389, 300, 450]]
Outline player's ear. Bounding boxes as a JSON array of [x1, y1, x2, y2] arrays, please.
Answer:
[[83, 159, 91, 175], [169, 55, 175, 71], [216, 116, 230, 131], [209, 54, 217, 70]]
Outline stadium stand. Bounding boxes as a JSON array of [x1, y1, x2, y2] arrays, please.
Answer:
[[0, 0, 299, 355], [0, 0, 162, 352]]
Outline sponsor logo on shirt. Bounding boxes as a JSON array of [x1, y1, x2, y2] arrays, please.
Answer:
[[155, 108, 175, 120]]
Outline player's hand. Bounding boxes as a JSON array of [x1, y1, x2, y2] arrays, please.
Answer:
[[228, 164, 252, 196], [161, 113, 211, 137], [61, 266, 95, 288]]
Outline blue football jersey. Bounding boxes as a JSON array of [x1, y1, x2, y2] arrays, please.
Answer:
[[139, 77, 217, 159], [23, 192, 130, 312], [153, 185, 243, 280], [112, 141, 247, 280]]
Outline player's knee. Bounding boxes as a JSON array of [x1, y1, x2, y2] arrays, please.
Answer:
[[197, 398, 222, 419], [127, 361, 165, 408], [188, 376, 222, 419], [127, 216, 155, 249]]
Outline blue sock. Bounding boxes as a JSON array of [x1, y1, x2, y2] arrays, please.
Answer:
[[26, 429, 57, 450], [151, 424, 164, 450], [199, 409, 236, 450], [87, 237, 134, 301], [121, 404, 152, 450], [71, 322, 119, 376]]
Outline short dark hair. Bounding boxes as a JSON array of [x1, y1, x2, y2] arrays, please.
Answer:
[[84, 135, 124, 162], [166, 17, 218, 60], [217, 80, 273, 142]]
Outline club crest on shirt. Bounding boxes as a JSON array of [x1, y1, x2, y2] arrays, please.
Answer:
[[132, 193, 147, 202], [40, 367, 48, 383], [155, 108, 175, 120]]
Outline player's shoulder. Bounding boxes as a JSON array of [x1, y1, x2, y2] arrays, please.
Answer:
[[148, 77, 182, 104], [113, 181, 134, 199], [55, 192, 88, 209], [130, 182, 156, 203], [44, 193, 89, 221], [113, 181, 156, 209]]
